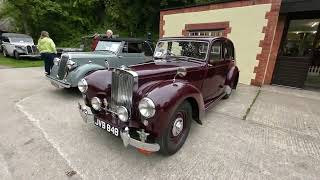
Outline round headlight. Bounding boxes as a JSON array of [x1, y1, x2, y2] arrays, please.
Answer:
[[138, 97, 155, 118], [78, 79, 88, 93], [91, 97, 102, 111], [67, 59, 76, 69], [53, 58, 60, 66], [116, 106, 128, 122]]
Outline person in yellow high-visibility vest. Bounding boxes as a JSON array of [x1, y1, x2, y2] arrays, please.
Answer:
[[37, 31, 57, 75]]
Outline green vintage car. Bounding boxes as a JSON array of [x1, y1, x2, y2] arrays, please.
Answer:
[[46, 37, 154, 89]]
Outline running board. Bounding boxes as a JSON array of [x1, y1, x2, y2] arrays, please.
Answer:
[[204, 92, 226, 111]]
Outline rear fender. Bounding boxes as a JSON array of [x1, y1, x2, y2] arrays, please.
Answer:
[[225, 66, 239, 89], [144, 80, 205, 137]]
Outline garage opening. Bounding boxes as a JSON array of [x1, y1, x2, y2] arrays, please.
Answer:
[[272, 18, 320, 89]]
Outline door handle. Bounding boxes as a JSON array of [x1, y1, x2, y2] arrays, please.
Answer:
[[117, 55, 123, 58]]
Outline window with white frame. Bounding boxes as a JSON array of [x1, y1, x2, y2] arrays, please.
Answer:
[[188, 30, 224, 37]]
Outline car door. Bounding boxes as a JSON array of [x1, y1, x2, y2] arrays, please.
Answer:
[[202, 40, 227, 101], [116, 41, 146, 66]]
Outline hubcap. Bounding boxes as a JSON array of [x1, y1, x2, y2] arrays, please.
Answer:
[[172, 117, 184, 137], [225, 85, 232, 95]]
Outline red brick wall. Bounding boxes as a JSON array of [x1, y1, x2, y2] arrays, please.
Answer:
[[263, 15, 286, 84], [160, 0, 283, 86], [181, 22, 231, 37], [251, 0, 282, 86]]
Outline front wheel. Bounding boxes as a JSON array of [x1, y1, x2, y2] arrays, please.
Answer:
[[158, 101, 192, 155], [14, 51, 20, 60]]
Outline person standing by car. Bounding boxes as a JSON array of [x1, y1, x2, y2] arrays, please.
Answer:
[[91, 29, 113, 51], [38, 31, 57, 75]]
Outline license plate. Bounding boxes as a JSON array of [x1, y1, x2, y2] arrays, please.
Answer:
[[94, 119, 119, 137]]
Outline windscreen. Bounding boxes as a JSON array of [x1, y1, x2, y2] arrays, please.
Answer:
[[95, 41, 121, 53], [154, 40, 209, 60]]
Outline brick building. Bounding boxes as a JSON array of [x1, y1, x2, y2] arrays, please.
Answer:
[[160, 0, 320, 89]]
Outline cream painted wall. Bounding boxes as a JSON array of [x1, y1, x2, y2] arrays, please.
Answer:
[[163, 4, 272, 85]]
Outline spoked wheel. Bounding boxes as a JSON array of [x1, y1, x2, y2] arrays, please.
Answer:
[[158, 101, 192, 155]]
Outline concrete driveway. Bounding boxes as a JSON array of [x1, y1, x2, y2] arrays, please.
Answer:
[[0, 67, 320, 180]]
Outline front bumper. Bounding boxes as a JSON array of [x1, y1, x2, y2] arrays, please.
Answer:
[[46, 75, 71, 88], [78, 103, 160, 152]]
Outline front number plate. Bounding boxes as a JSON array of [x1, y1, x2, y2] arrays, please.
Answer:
[[94, 119, 119, 137]]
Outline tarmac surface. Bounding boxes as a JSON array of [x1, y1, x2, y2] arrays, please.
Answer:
[[0, 67, 320, 180]]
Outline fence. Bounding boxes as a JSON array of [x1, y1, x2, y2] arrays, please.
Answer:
[[308, 66, 320, 76]]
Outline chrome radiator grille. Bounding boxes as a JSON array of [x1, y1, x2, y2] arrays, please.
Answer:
[[57, 55, 68, 80], [32, 45, 38, 53], [26, 46, 32, 54], [111, 69, 135, 115]]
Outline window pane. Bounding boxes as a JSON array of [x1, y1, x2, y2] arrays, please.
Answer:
[[210, 42, 222, 62], [224, 42, 233, 59], [282, 19, 319, 57], [128, 42, 142, 53], [188, 30, 224, 37]]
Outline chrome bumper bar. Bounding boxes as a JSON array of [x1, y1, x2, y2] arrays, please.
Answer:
[[46, 75, 71, 88], [78, 103, 160, 152]]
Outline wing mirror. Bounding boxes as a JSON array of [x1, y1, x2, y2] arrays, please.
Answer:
[[177, 67, 187, 77], [173, 67, 187, 83]]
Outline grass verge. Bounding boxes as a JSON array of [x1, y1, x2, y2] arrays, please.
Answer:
[[0, 54, 43, 68]]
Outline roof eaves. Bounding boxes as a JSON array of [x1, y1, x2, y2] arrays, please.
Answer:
[[160, 0, 238, 11]]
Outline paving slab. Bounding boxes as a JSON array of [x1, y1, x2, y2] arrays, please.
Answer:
[[212, 84, 259, 119], [18, 81, 320, 179], [2, 67, 320, 180], [0, 68, 81, 180], [247, 86, 320, 139]]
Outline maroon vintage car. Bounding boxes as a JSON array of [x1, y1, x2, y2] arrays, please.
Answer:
[[78, 37, 239, 155]]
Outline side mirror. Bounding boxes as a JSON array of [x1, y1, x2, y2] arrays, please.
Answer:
[[173, 67, 187, 83], [177, 67, 187, 77]]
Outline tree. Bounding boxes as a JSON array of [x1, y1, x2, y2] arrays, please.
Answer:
[[0, 0, 212, 46]]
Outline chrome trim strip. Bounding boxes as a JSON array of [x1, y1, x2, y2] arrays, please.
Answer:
[[121, 127, 160, 152]]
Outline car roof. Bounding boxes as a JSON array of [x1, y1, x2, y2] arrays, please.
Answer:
[[160, 36, 229, 42], [2, 33, 32, 38], [100, 37, 146, 42]]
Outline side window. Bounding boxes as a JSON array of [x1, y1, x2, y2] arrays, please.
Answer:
[[2, 37, 9, 43], [142, 42, 153, 56], [223, 41, 234, 60], [209, 41, 222, 63], [128, 42, 143, 53]]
